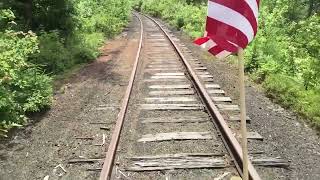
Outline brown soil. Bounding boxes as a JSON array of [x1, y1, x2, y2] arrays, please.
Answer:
[[0, 16, 140, 180]]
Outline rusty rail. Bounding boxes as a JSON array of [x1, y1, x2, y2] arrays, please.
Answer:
[[99, 11, 261, 180], [141, 13, 261, 180], [99, 12, 143, 180]]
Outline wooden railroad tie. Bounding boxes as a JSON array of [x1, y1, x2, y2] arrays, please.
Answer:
[[140, 116, 209, 124], [144, 97, 197, 103], [137, 132, 213, 142], [144, 79, 188, 82], [205, 84, 221, 89], [140, 104, 204, 110], [149, 90, 195, 96], [125, 153, 226, 171], [148, 84, 191, 89]]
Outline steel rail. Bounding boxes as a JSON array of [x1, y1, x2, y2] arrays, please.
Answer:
[[99, 12, 144, 180], [141, 13, 262, 180]]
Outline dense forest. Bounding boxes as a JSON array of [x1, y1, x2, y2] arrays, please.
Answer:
[[1, 0, 319, 136], [0, 0, 132, 136], [136, 0, 320, 129]]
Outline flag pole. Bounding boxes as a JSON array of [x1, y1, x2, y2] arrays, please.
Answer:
[[237, 47, 249, 180]]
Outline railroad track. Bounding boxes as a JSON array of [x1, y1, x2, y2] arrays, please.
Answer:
[[75, 13, 288, 180]]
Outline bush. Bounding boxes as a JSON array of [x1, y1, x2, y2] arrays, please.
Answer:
[[263, 74, 320, 127], [0, 0, 132, 136], [31, 31, 104, 74], [31, 31, 72, 73], [73, 0, 131, 38], [0, 11, 53, 136], [263, 74, 301, 107], [141, 0, 206, 38], [13, 68, 52, 112], [30, 0, 132, 74], [300, 89, 320, 127], [133, 0, 144, 11], [69, 32, 104, 61]]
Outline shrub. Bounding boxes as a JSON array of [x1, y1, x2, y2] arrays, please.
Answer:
[[133, 0, 144, 11], [0, 11, 53, 136], [141, 0, 206, 38], [0, 0, 132, 136], [263, 74, 301, 107], [31, 31, 72, 73], [263, 74, 320, 127], [13, 68, 52, 112], [69, 32, 104, 61]]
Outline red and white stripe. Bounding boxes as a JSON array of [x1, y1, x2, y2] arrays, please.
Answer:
[[194, 0, 260, 59]]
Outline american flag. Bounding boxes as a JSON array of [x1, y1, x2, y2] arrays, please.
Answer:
[[194, 0, 260, 59]]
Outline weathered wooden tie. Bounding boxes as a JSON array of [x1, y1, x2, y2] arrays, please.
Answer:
[[148, 84, 191, 89], [207, 89, 225, 94], [148, 64, 180, 67], [140, 104, 203, 110], [199, 75, 214, 78], [152, 73, 185, 76], [196, 72, 210, 75], [212, 97, 232, 102], [205, 84, 221, 89], [228, 115, 251, 122], [125, 153, 226, 171], [149, 90, 194, 96], [151, 75, 186, 79], [144, 68, 182, 72], [145, 97, 197, 102], [144, 79, 188, 82], [240, 132, 263, 140], [194, 67, 207, 70], [138, 132, 213, 142], [216, 104, 240, 111], [141, 116, 209, 123], [251, 158, 289, 168]]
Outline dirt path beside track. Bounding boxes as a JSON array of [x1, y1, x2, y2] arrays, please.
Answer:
[[0, 16, 140, 180]]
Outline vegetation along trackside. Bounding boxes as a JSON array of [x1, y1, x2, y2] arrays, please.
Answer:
[[0, 0, 132, 136], [135, 0, 320, 129], [1, 0, 319, 137]]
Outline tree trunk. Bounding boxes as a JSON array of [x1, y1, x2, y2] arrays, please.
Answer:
[[25, 0, 33, 27], [308, 0, 314, 17]]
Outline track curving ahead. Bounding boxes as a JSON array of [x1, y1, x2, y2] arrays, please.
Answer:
[[99, 12, 261, 180], [143, 14, 261, 180]]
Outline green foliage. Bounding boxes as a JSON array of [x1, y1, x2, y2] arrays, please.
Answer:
[[2, 0, 74, 33], [141, 0, 206, 38], [31, 31, 72, 73], [245, 0, 320, 127], [133, 0, 144, 12], [66, 0, 131, 62], [263, 75, 302, 107], [264, 75, 320, 127], [0, 9, 15, 31], [72, 0, 131, 37], [0, 0, 132, 136], [0, 10, 52, 136], [138, 0, 320, 128], [28, 0, 132, 75], [69, 32, 104, 61]]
